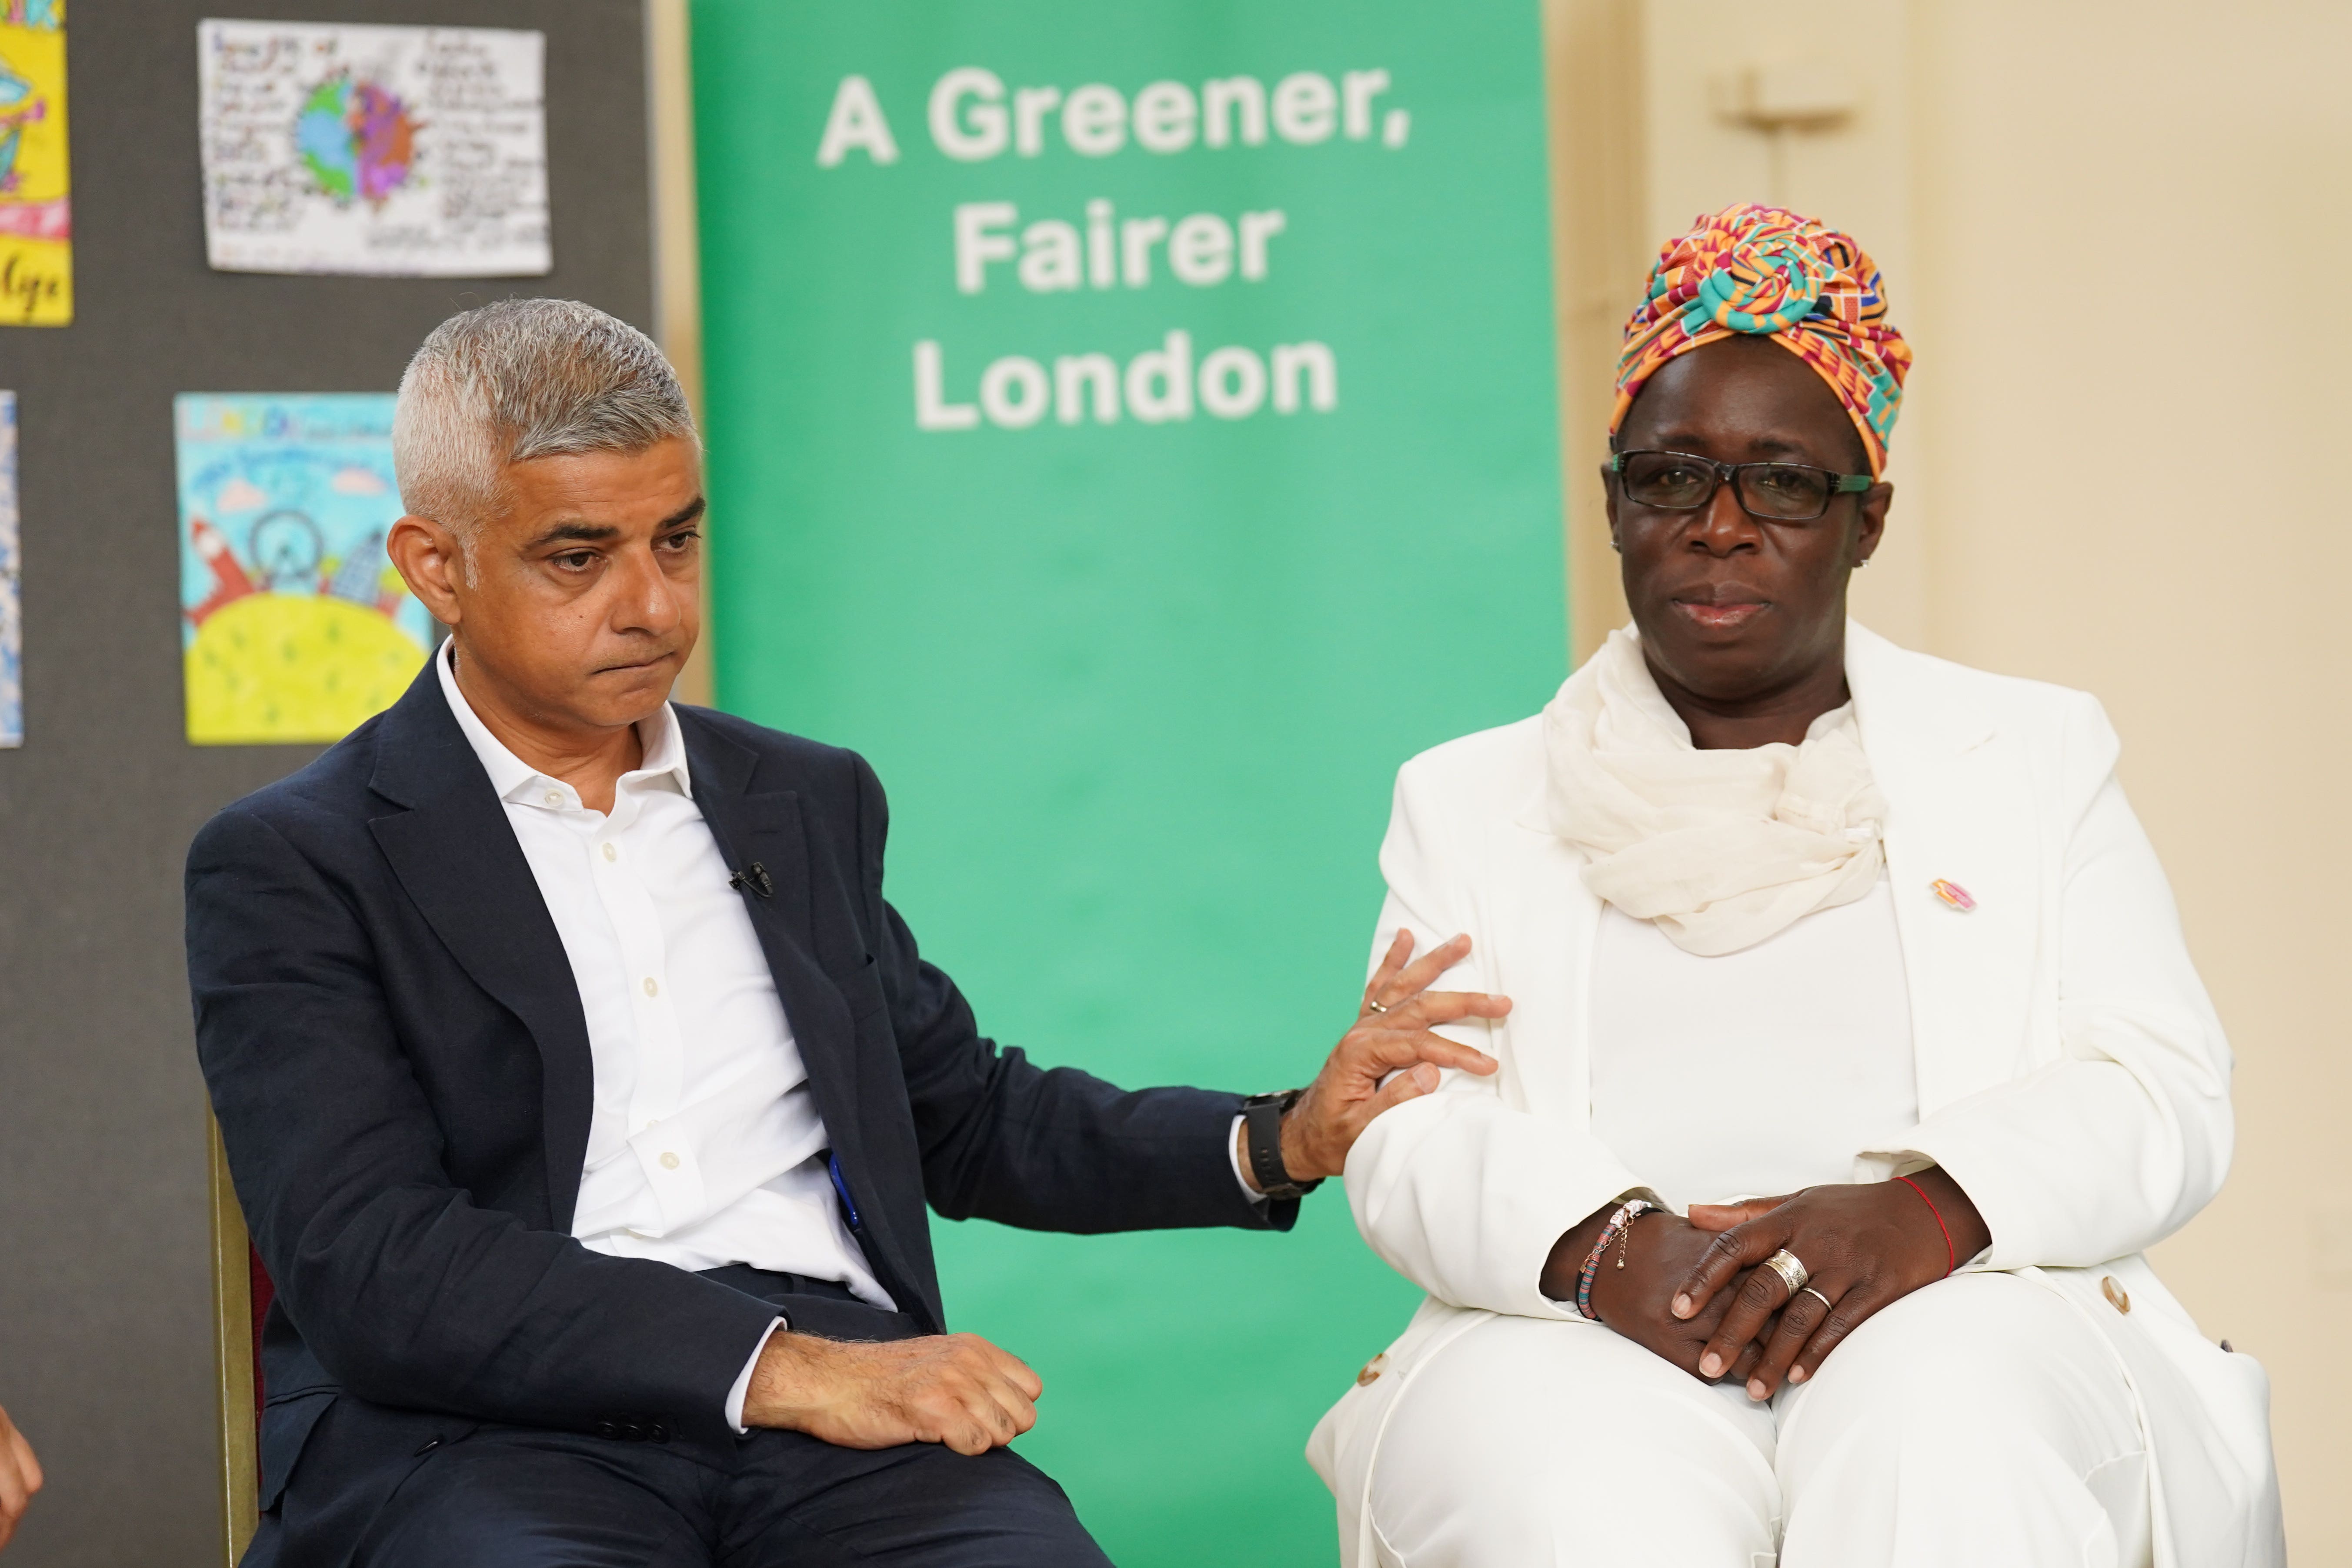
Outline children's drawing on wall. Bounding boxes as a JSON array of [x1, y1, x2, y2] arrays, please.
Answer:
[[175, 394, 436, 745], [0, 390, 20, 745], [196, 19, 550, 277], [0, 0, 70, 325]]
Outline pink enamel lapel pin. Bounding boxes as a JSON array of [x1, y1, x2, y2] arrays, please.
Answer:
[[1929, 879, 1975, 911]]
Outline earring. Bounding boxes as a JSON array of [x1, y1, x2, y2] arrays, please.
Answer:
[[1854, 557, 1870, 569], [1609, 538, 1623, 554]]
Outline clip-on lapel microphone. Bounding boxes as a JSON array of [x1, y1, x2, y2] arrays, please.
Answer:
[[729, 861, 774, 899]]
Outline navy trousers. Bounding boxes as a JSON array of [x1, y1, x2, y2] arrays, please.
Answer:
[[279, 1269, 1114, 1568]]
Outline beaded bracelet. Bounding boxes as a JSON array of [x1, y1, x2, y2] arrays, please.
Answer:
[[1575, 1199, 1657, 1321]]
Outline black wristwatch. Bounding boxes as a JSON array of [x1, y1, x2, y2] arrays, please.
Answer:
[[1241, 1089, 1323, 1203]]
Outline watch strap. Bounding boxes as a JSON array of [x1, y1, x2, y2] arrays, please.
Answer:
[[1241, 1090, 1322, 1202]]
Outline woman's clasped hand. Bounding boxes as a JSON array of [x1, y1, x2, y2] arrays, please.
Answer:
[[1540, 1206, 1777, 1386], [1678, 1169, 1991, 1398], [1548, 1168, 1991, 1400]]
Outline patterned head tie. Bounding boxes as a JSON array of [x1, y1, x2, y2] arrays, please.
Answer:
[[1610, 204, 1913, 478]]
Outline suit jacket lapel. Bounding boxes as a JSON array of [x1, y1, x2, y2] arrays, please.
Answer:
[[1846, 624, 2045, 1115], [677, 715, 941, 1310], [1487, 628, 2051, 1143], [675, 713, 866, 1173], [363, 666, 597, 1226]]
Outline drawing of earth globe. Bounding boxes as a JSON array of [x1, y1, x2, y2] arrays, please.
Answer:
[[296, 72, 418, 205]]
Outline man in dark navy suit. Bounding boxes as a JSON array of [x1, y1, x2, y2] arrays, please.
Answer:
[[187, 300, 1503, 1567]]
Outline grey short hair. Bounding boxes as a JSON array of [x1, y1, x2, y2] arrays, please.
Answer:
[[392, 298, 697, 548]]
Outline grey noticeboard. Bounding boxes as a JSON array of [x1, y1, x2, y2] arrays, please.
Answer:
[[0, 3, 654, 1560]]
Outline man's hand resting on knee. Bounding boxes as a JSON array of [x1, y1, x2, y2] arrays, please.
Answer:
[[744, 1332, 1043, 1456], [1539, 1208, 1775, 1387]]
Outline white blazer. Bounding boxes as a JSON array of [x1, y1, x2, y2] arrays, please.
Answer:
[[1308, 624, 2283, 1568]]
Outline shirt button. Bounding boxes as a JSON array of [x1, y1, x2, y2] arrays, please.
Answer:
[[642, 977, 659, 998], [660, 1151, 681, 1170], [601, 843, 617, 862], [543, 790, 563, 807]]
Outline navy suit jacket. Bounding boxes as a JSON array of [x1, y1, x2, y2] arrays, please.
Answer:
[[187, 665, 1289, 1552]]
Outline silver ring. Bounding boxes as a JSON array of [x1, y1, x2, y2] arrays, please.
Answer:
[[1365, 998, 1391, 1015], [1799, 1285, 1833, 1312], [1760, 1249, 1810, 1298]]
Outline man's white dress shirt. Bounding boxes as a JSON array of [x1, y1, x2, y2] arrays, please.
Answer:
[[440, 642, 1267, 1428], [437, 643, 886, 1426]]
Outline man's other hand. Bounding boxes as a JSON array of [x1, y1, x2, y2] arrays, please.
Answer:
[[1259, 931, 1506, 1188], [0, 1403, 42, 1552], [743, 1331, 1042, 1456]]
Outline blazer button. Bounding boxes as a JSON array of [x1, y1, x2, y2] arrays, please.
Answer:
[[593, 1419, 622, 1440], [2100, 1276, 2132, 1314], [649, 1421, 674, 1444], [1356, 1353, 1388, 1387]]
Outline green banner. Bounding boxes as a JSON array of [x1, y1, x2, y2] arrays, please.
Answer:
[[693, 3, 1564, 1559]]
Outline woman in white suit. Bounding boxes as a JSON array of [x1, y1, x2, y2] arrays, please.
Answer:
[[1308, 205, 2282, 1567]]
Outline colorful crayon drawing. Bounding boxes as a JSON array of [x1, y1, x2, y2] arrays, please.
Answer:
[[296, 71, 417, 206], [0, 0, 70, 326], [175, 394, 437, 745], [197, 20, 550, 277], [0, 390, 19, 746]]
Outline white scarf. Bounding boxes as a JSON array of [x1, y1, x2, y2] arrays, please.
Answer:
[[1542, 628, 1887, 957]]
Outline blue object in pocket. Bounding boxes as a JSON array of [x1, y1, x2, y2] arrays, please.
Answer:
[[826, 1151, 861, 1231]]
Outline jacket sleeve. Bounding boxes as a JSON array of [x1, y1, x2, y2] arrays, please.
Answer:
[[1881, 694, 2235, 1267], [1340, 756, 1651, 1318], [846, 755, 1290, 1235], [188, 807, 781, 1437]]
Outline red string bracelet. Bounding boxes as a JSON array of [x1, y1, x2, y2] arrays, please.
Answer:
[[1896, 1174, 1957, 1277]]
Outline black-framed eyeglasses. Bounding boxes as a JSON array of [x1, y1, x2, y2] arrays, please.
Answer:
[[1609, 449, 1873, 523]]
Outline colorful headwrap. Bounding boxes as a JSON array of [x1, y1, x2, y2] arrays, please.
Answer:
[[1610, 204, 1912, 477]]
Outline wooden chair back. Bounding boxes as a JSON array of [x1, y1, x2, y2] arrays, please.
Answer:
[[207, 1116, 261, 1566]]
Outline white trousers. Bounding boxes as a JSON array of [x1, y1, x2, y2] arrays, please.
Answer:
[[1367, 1273, 2152, 1568]]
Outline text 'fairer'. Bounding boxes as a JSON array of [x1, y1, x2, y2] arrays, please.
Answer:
[[955, 202, 1285, 294]]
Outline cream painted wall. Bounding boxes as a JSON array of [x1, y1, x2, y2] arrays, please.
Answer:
[[1549, 0, 2352, 1551], [646, 0, 715, 707]]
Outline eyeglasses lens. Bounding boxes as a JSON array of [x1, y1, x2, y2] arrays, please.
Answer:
[[1618, 452, 1714, 510], [1736, 464, 1833, 520], [1618, 452, 1834, 521]]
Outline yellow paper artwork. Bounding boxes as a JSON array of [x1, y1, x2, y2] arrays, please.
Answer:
[[0, 1, 69, 327]]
